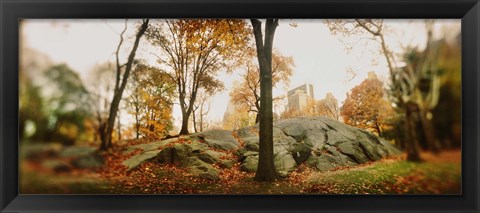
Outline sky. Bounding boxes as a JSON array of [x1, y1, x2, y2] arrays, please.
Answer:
[[21, 19, 461, 130]]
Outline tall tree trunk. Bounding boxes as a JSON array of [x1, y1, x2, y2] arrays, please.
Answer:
[[419, 110, 440, 153], [101, 19, 149, 151], [251, 19, 278, 182], [135, 107, 140, 139], [405, 102, 421, 162], [199, 103, 204, 132], [117, 113, 122, 141], [193, 109, 198, 133]]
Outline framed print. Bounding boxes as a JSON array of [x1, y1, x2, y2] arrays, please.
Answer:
[[1, 0, 479, 212]]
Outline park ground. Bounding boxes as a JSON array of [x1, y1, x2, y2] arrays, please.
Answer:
[[20, 139, 461, 195]]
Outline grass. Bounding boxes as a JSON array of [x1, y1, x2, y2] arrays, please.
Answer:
[[305, 151, 461, 194], [20, 150, 461, 195]]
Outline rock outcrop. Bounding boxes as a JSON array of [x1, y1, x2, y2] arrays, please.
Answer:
[[122, 116, 400, 180]]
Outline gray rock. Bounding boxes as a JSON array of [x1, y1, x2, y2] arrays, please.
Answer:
[[124, 138, 177, 153], [316, 154, 339, 171], [234, 147, 248, 158], [194, 149, 224, 164], [182, 157, 220, 181], [22, 143, 62, 160], [291, 143, 311, 164], [60, 146, 96, 158], [274, 152, 297, 174], [240, 155, 258, 172], [240, 151, 258, 162], [156, 143, 191, 164], [325, 130, 349, 146], [42, 159, 72, 173], [237, 127, 257, 139], [337, 142, 369, 164], [358, 139, 383, 161], [220, 160, 235, 169], [380, 139, 403, 155], [304, 131, 326, 149], [72, 154, 104, 170], [282, 122, 308, 141], [243, 137, 259, 151], [196, 130, 240, 150], [123, 150, 161, 171], [277, 171, 289, 178]]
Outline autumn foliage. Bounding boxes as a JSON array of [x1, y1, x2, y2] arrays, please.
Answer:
[[341, 74, 395, 136]]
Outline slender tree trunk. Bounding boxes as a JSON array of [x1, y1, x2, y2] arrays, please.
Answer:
[[101, 19, 149, 150], [135, 107, 140, 139], [117, 113, 122, 141], [375, 122, 383, 137], [251, 19, 278, 182], [193, 110, 198, 133], [405, 102, 421, 162], [199, 103, 204, 132]]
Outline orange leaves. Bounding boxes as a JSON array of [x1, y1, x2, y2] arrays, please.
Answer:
[[341, 74, 395, 135]]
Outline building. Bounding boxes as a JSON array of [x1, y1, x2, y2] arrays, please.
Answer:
[[287, 83, 314, 111]]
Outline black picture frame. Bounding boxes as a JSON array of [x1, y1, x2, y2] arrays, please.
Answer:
[[1, 0, 479, 212]]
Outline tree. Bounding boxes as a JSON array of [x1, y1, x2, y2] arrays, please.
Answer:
[[145, 19, 251, 135], [230, 50, 294, 123], [326, 19, 424, 161], [250, 19, 279, 182], [101, 19, 150, 150], [317, 93, 340, 120], [223, 101, 255, 130], [341, 74, 395, 136], [87, 62, 116, 143], [127, 64, 176, 139], [432, 33, 461, 148], [192, 89, 212, 133], [42, 64, 91, 145]]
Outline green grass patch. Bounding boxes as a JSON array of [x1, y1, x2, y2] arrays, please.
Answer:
[[305, 160, 461, 194]]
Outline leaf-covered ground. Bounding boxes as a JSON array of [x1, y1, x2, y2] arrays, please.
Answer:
[[20, 141, 461, 195]]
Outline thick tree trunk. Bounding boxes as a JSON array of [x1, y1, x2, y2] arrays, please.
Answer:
[[101, 19, 149, 151], [179, 111, 190, 135], [405, 103, 421, 162], [251, 19, 278, 182], [419, 110, 440, 153]]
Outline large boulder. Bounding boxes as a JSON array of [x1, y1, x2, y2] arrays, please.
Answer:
[[237, 116, 400, 175], [123, 116, 401, 179]]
